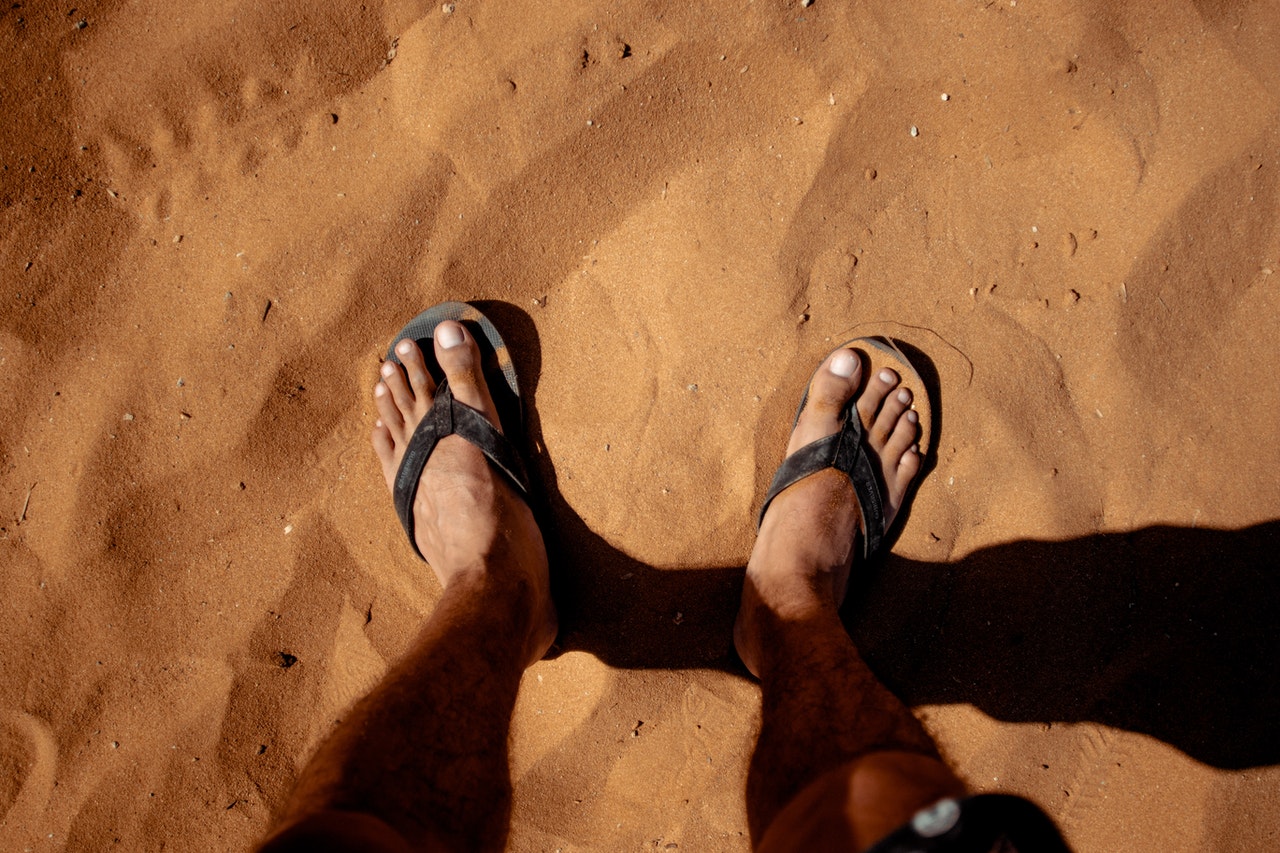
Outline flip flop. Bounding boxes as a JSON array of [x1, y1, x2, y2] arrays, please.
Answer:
[[757, 336, 932, 560], [384, 301, 530, 562]]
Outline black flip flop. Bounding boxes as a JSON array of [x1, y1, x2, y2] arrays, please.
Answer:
[[757, 336, 932, 560], [385, 301, 530, 562]]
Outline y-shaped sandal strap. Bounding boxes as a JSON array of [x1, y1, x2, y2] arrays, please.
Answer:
[[757, 402, 886, 560], [391, 380, 531, 561]]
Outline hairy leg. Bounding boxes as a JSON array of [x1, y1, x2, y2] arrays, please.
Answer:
[[258, 321, 556, 853], [736, 347, 963, 850]]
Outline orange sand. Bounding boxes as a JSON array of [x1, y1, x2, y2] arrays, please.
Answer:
[[3, 1, 1279, 850]]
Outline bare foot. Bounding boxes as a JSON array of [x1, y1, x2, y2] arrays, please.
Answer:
[[734, 346, 921, 677], [371, 320, 558, 666]]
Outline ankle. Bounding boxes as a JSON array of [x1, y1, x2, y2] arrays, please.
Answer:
[[444, 563, 541, 605], [745, 555, 841, 617], [442, 561, 555, 655]]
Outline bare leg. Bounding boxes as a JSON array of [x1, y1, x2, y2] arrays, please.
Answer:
[[258, 321, 557, 853], [735, 348, 964, 851]]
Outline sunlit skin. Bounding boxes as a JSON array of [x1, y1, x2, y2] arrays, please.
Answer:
[[259, 325, 962, 853]]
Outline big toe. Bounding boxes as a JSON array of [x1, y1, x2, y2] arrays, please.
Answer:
[[434, 321, 502, 428], [787, 348, 863, 454]]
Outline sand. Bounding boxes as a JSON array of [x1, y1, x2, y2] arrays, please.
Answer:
[[3, 0, 1279, 850]]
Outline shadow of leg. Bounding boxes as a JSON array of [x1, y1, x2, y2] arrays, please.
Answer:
[[258, 810, 418, 853], [257, 574, 538, 852]]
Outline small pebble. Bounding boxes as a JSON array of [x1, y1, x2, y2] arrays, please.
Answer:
[[122, 413, 134, 421], [909, 125, 919, 137], [176, 378, 185, 387], [586, 119, 594, 126], [442, 3, 455, 13], [284, 524, 293, 535], [941, 93, 950, 101]]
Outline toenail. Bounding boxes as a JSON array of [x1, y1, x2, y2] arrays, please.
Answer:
[[380, 363, 395, 377], [375, 383, 387, 396], [879, 369, 895, 383], [907, 411, 918, 423], [375, 419, 383, 427], [437, 323, 465, 349], [396, 340, 413, 356], [897, 389, 911, 403], [830, 350, 857, 378]]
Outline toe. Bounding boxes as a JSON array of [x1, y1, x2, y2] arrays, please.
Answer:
[[374, 381, 405, 439], [394, 338, 436, 413], [896, 440, 922, 488], [788, 348, 862, 454], [855, 365, 899, 431], [434, 321, 502, 429], [883, 413, 921, 518], [380, 359, 417, 418], [885, 409, 920, 460], [870, 385, 912, 447], [371, 419, 398, 488]]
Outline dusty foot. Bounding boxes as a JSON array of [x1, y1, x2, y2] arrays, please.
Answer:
[[371, 320, 558, 666], [734, 346, 921, 678]]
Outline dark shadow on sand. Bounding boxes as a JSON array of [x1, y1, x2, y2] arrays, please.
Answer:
[[851, 521, 1280, 772], [476, 301, 1280, 773]]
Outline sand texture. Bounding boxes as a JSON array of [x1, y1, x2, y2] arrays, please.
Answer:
[[3, 0, 1280, 850]]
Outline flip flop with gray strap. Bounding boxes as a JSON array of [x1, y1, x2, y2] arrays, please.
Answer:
[[385, 301, 530, 562], [758, 336, 932, 560]]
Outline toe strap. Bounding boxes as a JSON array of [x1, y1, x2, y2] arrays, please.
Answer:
[[392, 380, 531, 561], [757, 404, 885, 559]]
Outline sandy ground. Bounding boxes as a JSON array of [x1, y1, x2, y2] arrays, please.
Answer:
[[3, 0, 1280, 850]]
